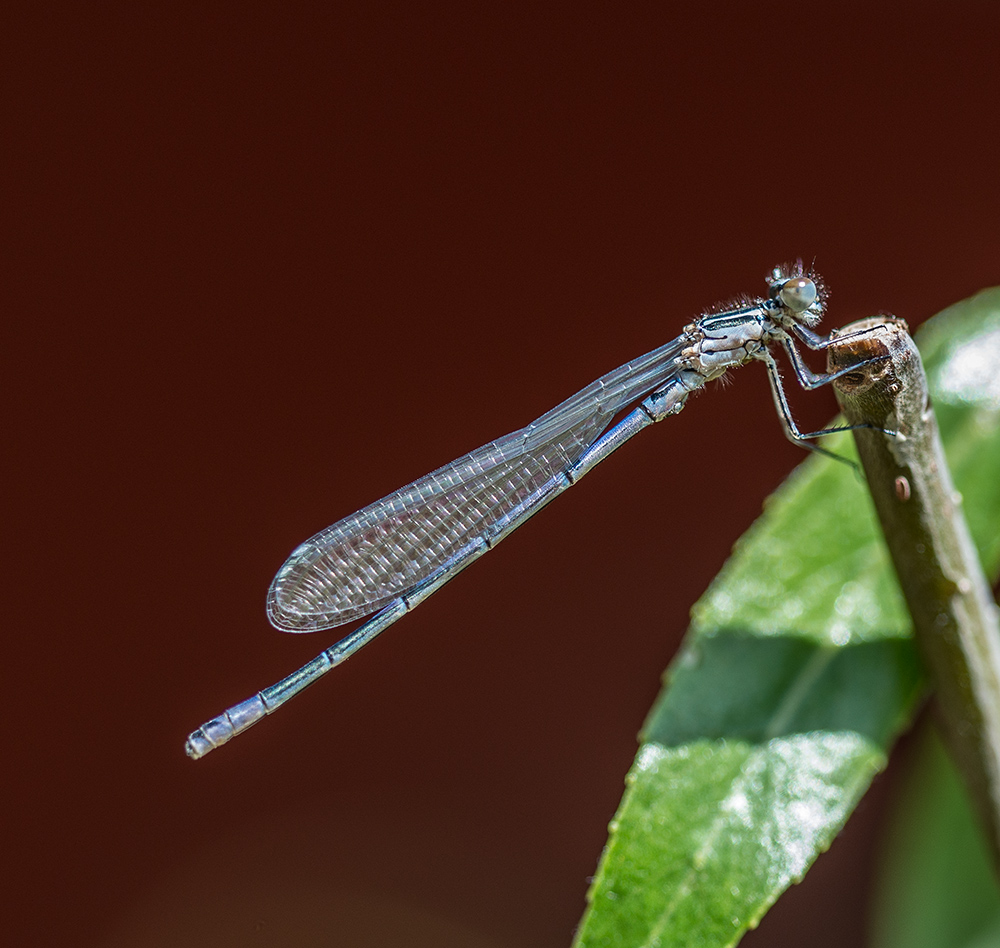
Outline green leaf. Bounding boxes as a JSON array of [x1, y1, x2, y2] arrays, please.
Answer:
[[870, 725, 1000, 948], [574, 288, 1000, 948]]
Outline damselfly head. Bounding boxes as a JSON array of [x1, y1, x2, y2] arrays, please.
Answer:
[[767, 263, 825, 326]]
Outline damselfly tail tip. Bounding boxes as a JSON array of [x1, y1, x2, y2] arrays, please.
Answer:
[[185, 729, 213, 760]]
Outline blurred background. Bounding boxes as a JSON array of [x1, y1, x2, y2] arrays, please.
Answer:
[[7, 2, 1000, 946]]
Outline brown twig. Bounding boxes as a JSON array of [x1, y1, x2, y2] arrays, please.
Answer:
[[828, 316, 1000, 871]]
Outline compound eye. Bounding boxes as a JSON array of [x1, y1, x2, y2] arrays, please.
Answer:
[[778, 277, 818, 313]]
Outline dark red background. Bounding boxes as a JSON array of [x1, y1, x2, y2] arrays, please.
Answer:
[[8, 3, 999, 946]]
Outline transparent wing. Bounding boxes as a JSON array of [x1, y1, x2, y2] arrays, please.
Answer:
[[267, 335, 688, 631]]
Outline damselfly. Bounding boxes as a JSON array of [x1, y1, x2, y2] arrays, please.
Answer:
[[186, 262, 883, 758]]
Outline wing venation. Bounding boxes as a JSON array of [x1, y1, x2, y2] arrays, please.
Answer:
[[267, 336, 686, 631]]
